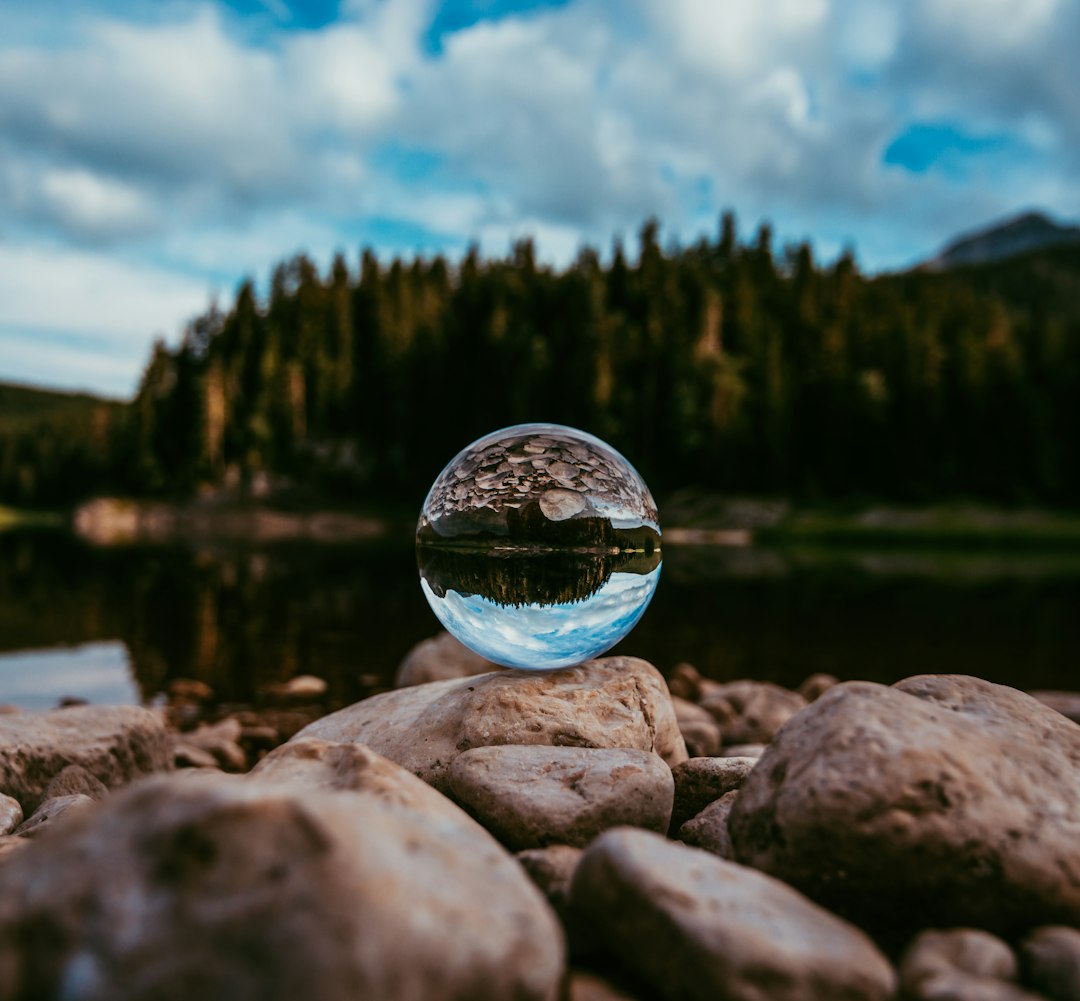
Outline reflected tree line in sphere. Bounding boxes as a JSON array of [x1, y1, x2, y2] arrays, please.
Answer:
[[4, 212, 1080, 508]]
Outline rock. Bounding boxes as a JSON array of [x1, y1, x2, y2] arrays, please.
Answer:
[[395, 632, 501, 688], [669, 756, 757, 832], [729, 675, 1080, 937], [671, 697, 721, 757], [182, 720, 247, 772], [666, 663, 704, 702], [566, 970, 640, 1001], [0, 705, 170, 811], [0, 837, 26, 862], [299, 657, 687, 793], [168, 677, 214, 702], [1020, 926, 1080, 1001], [232, 708, 312, 741], [0, 768, 565, 1001], [262, 674, 328, 702], [13, 793, 94, 838], [516, 844, 582, 924], [677, 791, 737, 858], [1029, 691, 1080, 726], [0, 795, 21, 836], [900, 929, 1018, 985], [248, 737, 481, 828], [447, 746, 673, 849], [172, 740, 221, 770], [721, 743, 765, 759], [899, 929, 1042, 1001], [40, 764, 109, 802], [569, 828, 896, 1001], [798, 672, 839, 702], [698, 680, 807, 745]]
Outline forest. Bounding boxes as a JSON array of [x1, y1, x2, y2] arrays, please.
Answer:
[[3, 212, 1080, 509]]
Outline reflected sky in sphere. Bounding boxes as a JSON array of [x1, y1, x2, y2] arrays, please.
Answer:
[[420, 566, 662, 670]]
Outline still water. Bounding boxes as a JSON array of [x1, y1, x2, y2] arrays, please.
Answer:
[[1, 528, 1079, 710]]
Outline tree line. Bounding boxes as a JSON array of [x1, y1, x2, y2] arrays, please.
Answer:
[[4, 212, 1080, 509]]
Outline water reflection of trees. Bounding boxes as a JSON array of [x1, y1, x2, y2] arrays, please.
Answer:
[[417, 543, 661, 608], [0, 532, 430, 707]]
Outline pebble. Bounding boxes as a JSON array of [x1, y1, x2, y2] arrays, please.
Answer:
[[677, 790, 738, 858], [1019, 926, 1080, 1001], [569, 828, 895, 1001], [447, 745, 673, 849], [669, 756, 757, 832]]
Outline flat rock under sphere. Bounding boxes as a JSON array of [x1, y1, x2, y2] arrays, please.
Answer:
[[298, 657, 687, 792], [448, 745, 673, 849], [729, 675, 1080, 936], [0, 766, 564, 1001], [569, 828, 895, 1001], [0, 705, 170, 811]]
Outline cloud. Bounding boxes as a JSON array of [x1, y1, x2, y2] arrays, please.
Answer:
[[2, 0, 1080, 394], [0, 242, 212, 395]]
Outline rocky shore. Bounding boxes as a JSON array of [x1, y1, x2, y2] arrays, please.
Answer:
[[1, 637, 1080, 1000]]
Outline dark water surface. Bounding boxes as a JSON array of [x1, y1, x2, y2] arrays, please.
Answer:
[[1, 529, 1079, 710]]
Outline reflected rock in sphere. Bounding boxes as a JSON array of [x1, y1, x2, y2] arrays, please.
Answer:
[[417, 424, 661, 670]]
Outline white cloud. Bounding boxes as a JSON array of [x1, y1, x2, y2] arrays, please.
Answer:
[[0, 242, 212, 395], [2, 0, 1080, 394]]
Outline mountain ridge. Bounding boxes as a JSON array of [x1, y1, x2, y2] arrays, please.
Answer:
[[927, 210, 1080, 270]]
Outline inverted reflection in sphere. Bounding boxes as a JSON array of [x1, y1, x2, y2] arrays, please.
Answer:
[[416, 424, 661, 670]]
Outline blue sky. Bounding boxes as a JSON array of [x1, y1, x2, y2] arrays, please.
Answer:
[[2, 0, 1078, 397]]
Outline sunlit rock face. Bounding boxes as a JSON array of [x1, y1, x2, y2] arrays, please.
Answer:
[[417, 424, 661, 670]]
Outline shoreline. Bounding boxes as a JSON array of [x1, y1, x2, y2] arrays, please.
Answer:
[[40, 494, 1080, 550]]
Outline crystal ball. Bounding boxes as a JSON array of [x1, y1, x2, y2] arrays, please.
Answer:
[[416, 423, 661, 670]]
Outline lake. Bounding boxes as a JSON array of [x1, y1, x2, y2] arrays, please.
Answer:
[[1, 527, 1079, 711]]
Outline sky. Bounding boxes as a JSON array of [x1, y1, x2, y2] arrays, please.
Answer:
[[422, 565, 661, 669], [2, 0, 1078, 398]]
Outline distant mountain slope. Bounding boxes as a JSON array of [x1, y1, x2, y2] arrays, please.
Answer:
[[929, 210, 1080, 269], [0, 382, 121, 431]]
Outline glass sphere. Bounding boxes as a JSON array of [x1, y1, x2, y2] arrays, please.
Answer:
[[416, 423, 661, 670]]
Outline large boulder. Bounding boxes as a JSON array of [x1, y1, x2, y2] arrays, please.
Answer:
[[0, 756, 564, 1001], [0, 705, 170, 810], [730, 675, 1080, 936], [447, 746, 673, 849], [570, 828, 895, 1001], [298, 657, 686, 792]]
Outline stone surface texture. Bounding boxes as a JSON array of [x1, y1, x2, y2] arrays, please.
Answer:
[[298, 657, 687, 792], [570, 828, 895, 1001], [677, 791, 738, 858], [40, 764, 109, 803], [447, 745, 673, 849], [1020, 926, 1080, 1001], [0, 764, 564, 1001], [0, 705, 170, 810], [671, 697, 721, 758], [516, 845, 582, 925], [899, 928, 1019, 1000], [0, 796, 21, 837], [395, 632, 501, 688], [13, 793, 94, 838], [698, 680, 807, 745], [670, 756, 757, 832], [729, 675, 1080, 935]]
